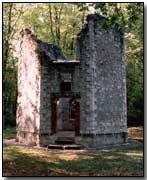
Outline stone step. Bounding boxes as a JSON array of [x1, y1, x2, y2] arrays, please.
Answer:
[[48, 144, 81, 150], [55, 137, 75, 145]]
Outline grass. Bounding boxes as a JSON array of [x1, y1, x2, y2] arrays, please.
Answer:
[[3, 126, 144, 176], [3, 145, 143, 176]]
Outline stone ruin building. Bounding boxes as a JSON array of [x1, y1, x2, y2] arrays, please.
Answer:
[[16, 14, 127, 148]]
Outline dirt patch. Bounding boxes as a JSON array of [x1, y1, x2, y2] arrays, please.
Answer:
[[128, 127, 143, 142]]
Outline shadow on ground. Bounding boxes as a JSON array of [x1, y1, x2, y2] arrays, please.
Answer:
[[3, 143, 143, 176]]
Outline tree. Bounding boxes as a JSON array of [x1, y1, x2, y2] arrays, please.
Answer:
[[21, 3, 85, 58], [3, 2, 143, 127], [3, 3, 24, 126]]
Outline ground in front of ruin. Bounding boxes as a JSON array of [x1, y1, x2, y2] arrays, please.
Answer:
[[3, 127, 143, 176]]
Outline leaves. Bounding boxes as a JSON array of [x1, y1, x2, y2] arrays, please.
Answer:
[[3, 3, 143, 127]]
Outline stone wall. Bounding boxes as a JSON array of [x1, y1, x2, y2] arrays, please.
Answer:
[[16, 14, 127, 147], [39, 61, 80, 145], [16, 29, 67, 146], [16, 29, 41, 145], [77, 14, 127, 145]]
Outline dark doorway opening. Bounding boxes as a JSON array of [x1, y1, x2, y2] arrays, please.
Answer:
[[51, 95, 80, 136]]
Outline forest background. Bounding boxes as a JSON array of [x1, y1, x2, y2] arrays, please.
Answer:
[[3, 2, 143, 128]]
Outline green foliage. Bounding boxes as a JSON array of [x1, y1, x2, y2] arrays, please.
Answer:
[[3, 126, 16, 139], [3, 3, 143, 127], [21, 3, 84, 59], [3, 56, 17, 126], [3, 3, 23, 126]]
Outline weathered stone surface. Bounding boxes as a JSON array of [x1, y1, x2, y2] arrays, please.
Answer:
[[78, 14, 127, 143], [38, 40, 65, 62], [16, 28, 41, 146], [16, 14, 127, 147]]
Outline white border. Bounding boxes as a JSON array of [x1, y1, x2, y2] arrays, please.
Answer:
[[0, 1, 146, 179]]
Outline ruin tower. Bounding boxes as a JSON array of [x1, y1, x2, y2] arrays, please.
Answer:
[[77, 14, 127, 146], [16, 14, 127, 147]]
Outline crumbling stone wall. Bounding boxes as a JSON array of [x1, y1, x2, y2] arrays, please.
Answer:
[[16, 28, 80, 146], [76, 14, 127, 146], [16, 14, 127, 147], [16, 29, 41, 145], [16, 29, 66, 146]]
